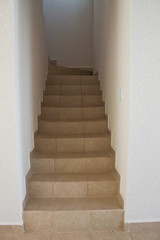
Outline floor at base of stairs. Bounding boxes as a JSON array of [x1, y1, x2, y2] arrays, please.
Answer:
[[0, 230, 160, 240]]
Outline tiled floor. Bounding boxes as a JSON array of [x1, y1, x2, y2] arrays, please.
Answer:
[[0, 231, 160, 240]]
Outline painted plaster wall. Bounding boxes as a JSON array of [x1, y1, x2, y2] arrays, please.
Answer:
[[0, 0, 48, 224], [94, 0, 130, 206], [126, 0, 160, 223], [43, 0, 93, 67], [0, 0, 22, 224]]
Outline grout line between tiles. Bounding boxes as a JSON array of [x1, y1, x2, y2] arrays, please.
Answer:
[[89, 211, 92, 233], [52, 183, 54, 198]]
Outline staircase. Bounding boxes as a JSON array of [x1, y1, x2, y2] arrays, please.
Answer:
[[23, 64, 124, 235]]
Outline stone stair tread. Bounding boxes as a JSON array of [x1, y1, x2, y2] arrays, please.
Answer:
[[36, 133, 109, 138], [30, 172, 117, 182], [41, 106, 104, 109], [31, 151, 113, 159], [43, 94, 102, 97], [44, 93, 102, 96], [48, 66, 93, 75], [23, 63, 124, 232], [46, 83, 100, 87], [42, 103, 104, 107], [25, 197, 122, 211], [39, 119, 106, 123], [46, 83, 100, 86], [48, 74, 95, 77]]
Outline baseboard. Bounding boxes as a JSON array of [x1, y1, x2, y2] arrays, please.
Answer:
[[104, 114, 124, 208], [0, 225, 23, 233], [22, 168, 32, 209], [23, 116, 41, 209], [125, 222, 160, 232]]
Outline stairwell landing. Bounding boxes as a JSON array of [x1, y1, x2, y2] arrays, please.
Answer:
[[23, 62, 124, 236]]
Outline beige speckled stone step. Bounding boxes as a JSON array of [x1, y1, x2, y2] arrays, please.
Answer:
[[41, 106, 105, 120], [38, 119, 107, 135], [23, 65, 124, 233], [47, 75, 99, 85], [31, 152, 115, 174], [48, 65, 93, 75], [28, 172, 119, 198], [24, 198, 123, 232], [45, 84, 101, 95], [35, 134, 110, 153], [47, 75, 97, 82], [42, 95, 103, 107]]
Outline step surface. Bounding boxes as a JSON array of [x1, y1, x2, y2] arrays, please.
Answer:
[[24, 198, 123, 232], [48, 66, 93, 75], [38, 119, 107, 135], [25, 197, 122, 211], [42, 95, 104, 107], [31, 152, 115, 174], [41, 106, 105, 120], [30, 172, 117, 182], [35, 133, 110, 153], [31, 151, 113, 159], [45, 84, 101, 95], [24, 69, 124, 232], [29, 172, 119, 198]]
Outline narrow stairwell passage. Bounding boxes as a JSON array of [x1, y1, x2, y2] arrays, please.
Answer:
[[23, 63, 124, 235]]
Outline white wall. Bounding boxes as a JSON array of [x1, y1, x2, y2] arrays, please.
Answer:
[[94, 0, 130, 204], [94, 0, 160, 224], [0, 0, 48, 225], [15, 0, 48, 206], [126, 0, 160, 223], [0, 0, 22, 224], [43, 0, 93, 67]]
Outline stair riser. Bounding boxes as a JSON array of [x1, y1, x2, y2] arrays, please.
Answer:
[[47, 75, 98, 82], [47, 81, 99, 85], [31, 157, 115, 174], [35, 137, 110, 153], [29, 181, 119, 198], [38, 120, 107, 135], [41, 107, 105, 120], [23, 210, 123, 232], [48, 69, 92, 75], [49, 71, 92, 75], [42, 95, 103, 107], [45, 85, 101, 95]]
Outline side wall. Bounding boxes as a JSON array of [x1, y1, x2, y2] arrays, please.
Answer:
[[0, 0, 22, 224], [0, 0, 48, 225], [43, 0, 93, 68], [15, 0, 48, 210], [126, 0, 160, 223], [94, 0, 130, 204]]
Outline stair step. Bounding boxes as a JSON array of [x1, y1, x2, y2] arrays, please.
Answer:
[[46, 80, 99, 86], [24, 198, 123, 232], [45, 85, 101, 95], [38, 119, 107, 135], [35, 134, 110, 153], [42, 95, 103, 107], [29, 172, 118, 198], [25, 197, 122, 211], [48, 66, 93, 75], [41, 106, 105, 120], [31, 151, 115, 174], [47, 75, 98, 83], [23, 64, 124, 233]]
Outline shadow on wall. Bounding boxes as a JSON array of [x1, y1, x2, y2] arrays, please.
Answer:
[[15, 0, 48, 205], [94, 0, 130, 205]]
